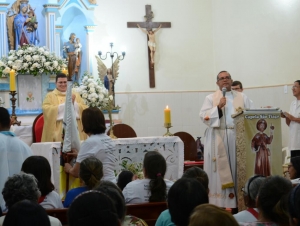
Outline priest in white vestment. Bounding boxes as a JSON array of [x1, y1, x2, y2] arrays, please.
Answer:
[[199, 71, 252, 208]]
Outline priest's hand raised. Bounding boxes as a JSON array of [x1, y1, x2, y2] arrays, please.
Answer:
[[218, 97, 226, 109]]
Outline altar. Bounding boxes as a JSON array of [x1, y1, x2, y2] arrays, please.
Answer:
[[31, 136, 184, 194]]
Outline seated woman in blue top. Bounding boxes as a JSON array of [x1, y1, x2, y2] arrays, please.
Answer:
[[64, 157, 103, 207]]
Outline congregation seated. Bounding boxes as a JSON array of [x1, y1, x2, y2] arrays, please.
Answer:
[[94, 181, 126, 223], [64, 157, 103, 207], [239, 175, 292, 226], [64, 107, 116, 183], [94, 180, 147, 226], [156, 178, 209, 226], [3, 200, 51, 226], [21, 156, 63, 209], [0, 173, 61, 226], [288, 184, 300, 226], [156, 167, 209, 226], [117, 170, 135, 191], [181, 167, 209, 193], [68, 190, 119, 226], [122, 151, 174, 204], [188, 204, 239, 226], [233, 175, 265, 223]]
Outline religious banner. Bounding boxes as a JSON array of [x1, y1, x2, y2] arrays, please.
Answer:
[[17, 74, 42, 111], [243, 109, 282, 179]]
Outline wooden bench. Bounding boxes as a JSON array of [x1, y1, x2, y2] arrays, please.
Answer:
[[126, 202, 168, 226], [46, 208, 68, 226], [46, 202, 168, 226]]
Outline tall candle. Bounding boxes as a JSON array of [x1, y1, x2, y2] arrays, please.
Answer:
[[10, 69, 16, 91], [164, 105, 171, 124], [62, 68, 68, 75]]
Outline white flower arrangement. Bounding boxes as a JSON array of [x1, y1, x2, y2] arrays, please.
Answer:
[[0, 44, 67, 77], [74, 71, 113, 109], [0, 59, 11, 77]]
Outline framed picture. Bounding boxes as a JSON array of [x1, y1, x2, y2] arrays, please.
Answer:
[[17, 74, 42, 111]]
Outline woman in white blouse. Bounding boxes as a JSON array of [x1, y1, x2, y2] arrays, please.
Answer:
[[123, 151, 174, 204]]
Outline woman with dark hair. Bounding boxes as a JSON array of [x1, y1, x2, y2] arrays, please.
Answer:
[[64, 107, 116, 182], [3, 200, 51, 226], [68, 190, 119, 226], [122, 151, 173, 204], [182, 167, 209, 192], [164, 178, 208, 226], [239, 175, 292, 226], [95, 181, 148, 226], [64, 157, 103, 207], [156, 167, 209, 226], [117, 170, 135, 191], [289, 156, 300, 180], [95, 181, 126, 223], [288, 184, 300, 226], [21, 156, 63, 209]]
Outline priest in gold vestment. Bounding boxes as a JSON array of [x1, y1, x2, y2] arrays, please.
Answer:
[[41, 73, 87, 142]]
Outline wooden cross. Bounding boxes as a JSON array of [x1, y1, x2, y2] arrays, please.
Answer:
[[127, 5, 171, 88]]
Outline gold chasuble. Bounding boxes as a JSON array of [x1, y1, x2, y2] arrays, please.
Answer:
[[41, 89, 87, 142]]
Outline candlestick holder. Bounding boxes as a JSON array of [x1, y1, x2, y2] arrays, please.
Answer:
[[109, 124, 117, 139], [107, 104, 117, 139], [163, 123, 173, 137], [9, 91, 21, 126]]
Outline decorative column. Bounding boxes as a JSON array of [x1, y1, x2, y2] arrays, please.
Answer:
[[43, 4, 59, 52], [84, 25, 97, 73], [0, 3, 10, 98], [0, 3, 9, 58], [55, 25, 63, 57]]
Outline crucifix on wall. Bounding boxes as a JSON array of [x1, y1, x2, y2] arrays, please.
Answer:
[[127, 5, 171, 88]]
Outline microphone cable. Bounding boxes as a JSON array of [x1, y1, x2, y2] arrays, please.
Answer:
[[222, 92, 237, 200]]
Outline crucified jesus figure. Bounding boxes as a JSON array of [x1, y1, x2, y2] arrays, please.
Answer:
[[137, 24, 162, 65]]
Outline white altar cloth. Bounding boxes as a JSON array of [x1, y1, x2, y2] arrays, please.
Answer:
[[11, 125, 33, 146], [31, 136, 184, 193]]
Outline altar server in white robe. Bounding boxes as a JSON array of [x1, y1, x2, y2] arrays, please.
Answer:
[[0, 107, 32, 212], [199, 71, 252, 208]]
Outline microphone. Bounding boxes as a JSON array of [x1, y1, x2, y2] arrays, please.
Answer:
[[222, 87, 227, 97]]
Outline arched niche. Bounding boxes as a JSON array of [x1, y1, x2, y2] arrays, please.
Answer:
[[60, 4, 88, 82]]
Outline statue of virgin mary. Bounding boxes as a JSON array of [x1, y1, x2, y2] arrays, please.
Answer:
[[13, 0, 39, 48]]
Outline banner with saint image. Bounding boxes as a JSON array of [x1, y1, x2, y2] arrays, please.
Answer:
[[243, 110, 282, 180]]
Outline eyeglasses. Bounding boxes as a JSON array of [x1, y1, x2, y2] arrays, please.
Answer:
[[218, 76, 231, 81], [292, 86, 300, 89], [57, 81, 67, 84], [288, 164, 293, 169]]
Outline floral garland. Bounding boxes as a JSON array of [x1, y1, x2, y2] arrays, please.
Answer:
[[0, 44, 67, 77], [119, 160, 144, 179], [74, 72, 113, 109]]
